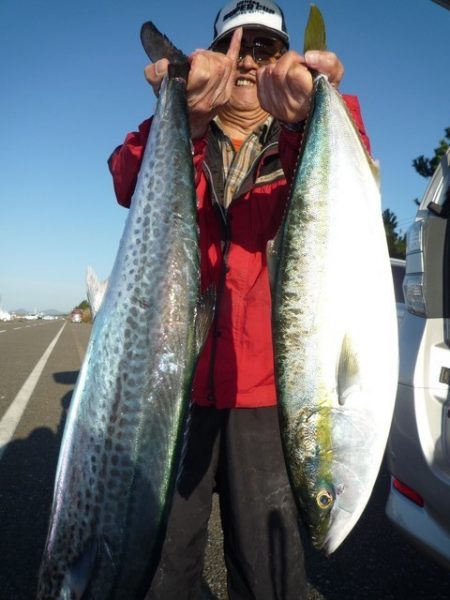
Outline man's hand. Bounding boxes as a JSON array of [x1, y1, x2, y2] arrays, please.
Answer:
[[144, 57, 170, 97], [256, 50, 344, 125], [186, 28, 242, 138], [144, 28, 243, 139]]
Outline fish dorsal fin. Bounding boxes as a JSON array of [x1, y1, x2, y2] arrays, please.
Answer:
[[337, 335, 361, 406], [195, 286, 216, 356]]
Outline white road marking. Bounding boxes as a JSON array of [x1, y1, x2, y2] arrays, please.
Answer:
[[0, 330, 6, 334], [13, 327, 22, 330], [0, 322, 66, 460]]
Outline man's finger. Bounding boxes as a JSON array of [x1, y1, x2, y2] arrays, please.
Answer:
[[154, 58, 169, 78], [226, 27, 243, 62], [304, 51, 338, 74]]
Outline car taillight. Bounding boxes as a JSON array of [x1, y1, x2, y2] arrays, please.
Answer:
[[404, 219, 427, 317], [403, 274, 426, 317], [406, 219, 424, 253], [392, 477, 425, 507]]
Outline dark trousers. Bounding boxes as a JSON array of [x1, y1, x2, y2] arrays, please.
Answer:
[[147, 405, 308, 600]]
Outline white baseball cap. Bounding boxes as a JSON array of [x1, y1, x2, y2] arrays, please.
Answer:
[[212, 0, 289, 48]]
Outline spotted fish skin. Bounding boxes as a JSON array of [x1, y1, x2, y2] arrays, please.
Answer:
[[272, 75, 398, 555], [37, 73, 198, 599]]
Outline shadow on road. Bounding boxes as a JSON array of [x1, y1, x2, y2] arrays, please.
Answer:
[[0, 386, 72, 600], [53, 371, 79, 386], [0, 370, 218, 600], [3, 373, 448, 600]]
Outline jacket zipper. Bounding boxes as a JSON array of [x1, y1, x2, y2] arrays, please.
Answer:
[[201, 141, 279, 404], [203, 162, 230, 404]]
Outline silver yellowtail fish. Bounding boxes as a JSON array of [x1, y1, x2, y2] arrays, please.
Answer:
[[37, 23, 210, 599], [271, 74, 398, 555]]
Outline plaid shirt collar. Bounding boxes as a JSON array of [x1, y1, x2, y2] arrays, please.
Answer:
[[211, 115, 274, 209]]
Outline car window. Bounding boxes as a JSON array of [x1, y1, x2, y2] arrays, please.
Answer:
[[391, 265, 405, 304]]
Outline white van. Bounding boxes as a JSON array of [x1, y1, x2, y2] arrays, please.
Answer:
[[71, 311, 82, 323], [385, 148, 450, 568]]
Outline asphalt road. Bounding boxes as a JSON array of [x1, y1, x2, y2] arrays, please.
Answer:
[[0, 320, 449, 599]]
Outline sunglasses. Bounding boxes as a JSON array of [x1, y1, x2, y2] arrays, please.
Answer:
[[213, 35, 287, 65]]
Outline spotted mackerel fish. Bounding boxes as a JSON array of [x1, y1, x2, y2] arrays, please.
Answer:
[[37, 23, 209, 599], [271, 72, 398, 554]]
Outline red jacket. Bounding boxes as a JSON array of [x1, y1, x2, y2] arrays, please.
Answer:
[[108, 96, 370, 409]]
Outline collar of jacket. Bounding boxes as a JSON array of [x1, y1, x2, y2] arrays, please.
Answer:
[[203, 118, 285, 210]]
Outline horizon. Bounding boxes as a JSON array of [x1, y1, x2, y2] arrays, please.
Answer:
[[0, 0, 448, 312]]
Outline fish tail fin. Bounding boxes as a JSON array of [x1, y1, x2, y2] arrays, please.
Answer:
[[303, 4, 327, 54]]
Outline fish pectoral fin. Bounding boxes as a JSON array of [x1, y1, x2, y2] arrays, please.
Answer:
[[337, 334, 361, 406], [64, 537, 99, 600], [64, 536, 116, 599], [195, 286, 216, 355]]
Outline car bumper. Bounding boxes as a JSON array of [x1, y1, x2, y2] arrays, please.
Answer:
[[386, 479, 450, 569]]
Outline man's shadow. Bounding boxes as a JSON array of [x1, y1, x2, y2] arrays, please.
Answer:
[[0, 380, 72, 600]]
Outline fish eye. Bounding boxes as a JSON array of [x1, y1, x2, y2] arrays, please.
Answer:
[[316, 489, 334, 510]]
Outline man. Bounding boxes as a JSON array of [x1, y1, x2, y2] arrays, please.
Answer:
[[109, 2, 370, 598]]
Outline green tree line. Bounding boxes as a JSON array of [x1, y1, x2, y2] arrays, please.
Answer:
[[384, 126, 449, 258]]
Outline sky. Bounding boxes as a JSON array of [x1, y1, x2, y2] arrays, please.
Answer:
[[0, 0, 449, 313]]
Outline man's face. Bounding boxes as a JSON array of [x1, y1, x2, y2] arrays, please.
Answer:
[[213, 28, 286, 112]]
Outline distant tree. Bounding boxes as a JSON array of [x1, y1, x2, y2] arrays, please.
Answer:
[[412, 127, 450, 179], [73, 299, 92, 323], [383, 208, 406, 258], [76, 300, 90, 311]]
